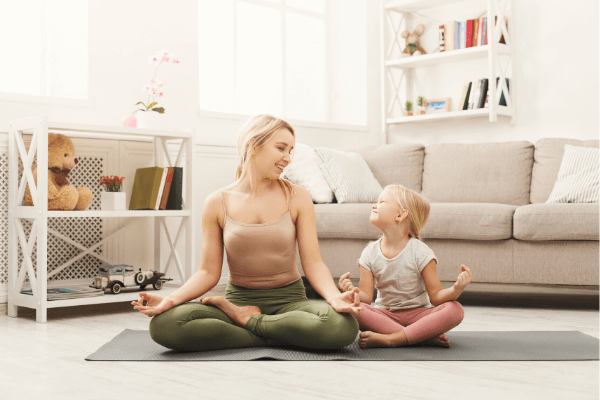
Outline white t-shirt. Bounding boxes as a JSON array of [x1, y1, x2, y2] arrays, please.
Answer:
[[357, 237, 437, 311]]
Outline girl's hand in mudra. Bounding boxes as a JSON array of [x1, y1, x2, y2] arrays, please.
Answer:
[[132, 292, 175, 317], [328, 287, 362, 318]]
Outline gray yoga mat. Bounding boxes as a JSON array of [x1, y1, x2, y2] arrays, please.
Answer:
[[86, 329, 599, 361]]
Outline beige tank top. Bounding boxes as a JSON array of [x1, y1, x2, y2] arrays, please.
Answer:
[[222, 185, 301, 289]]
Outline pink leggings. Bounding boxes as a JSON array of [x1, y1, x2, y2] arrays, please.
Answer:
[[355, 301, 465, 345]]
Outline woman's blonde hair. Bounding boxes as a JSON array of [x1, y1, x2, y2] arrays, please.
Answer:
[[235, 114, 295, 195], [384, 184, 430, 241]]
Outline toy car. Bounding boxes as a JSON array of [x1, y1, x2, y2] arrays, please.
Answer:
[[90, 264, 172, 294]]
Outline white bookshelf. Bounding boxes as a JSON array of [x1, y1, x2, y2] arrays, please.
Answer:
[[381, 0, 515, 130], [7, 116, 197, 323]]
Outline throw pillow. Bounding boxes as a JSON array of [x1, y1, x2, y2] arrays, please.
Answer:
[[546, 145, 599, 203], [314, 147, 383, 203], [280, 143, 335, 203]]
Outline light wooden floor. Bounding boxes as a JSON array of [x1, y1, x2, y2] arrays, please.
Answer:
[[0, 285, 598, 400]]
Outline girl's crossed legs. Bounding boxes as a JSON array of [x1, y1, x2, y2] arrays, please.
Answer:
[[355, 301, 464, 348]]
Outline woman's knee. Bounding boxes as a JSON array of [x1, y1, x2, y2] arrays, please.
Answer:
[[148, 310, 179, 349], [319, 309, 359, 348]]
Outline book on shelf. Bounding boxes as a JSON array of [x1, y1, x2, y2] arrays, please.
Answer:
[[165, 167, 183, 210], [477, 78, 489, 109], [159, 167, 175, 210], [154, 167, 169, 210], [441, 16, 506, 51], [129, 167, 167, 210], [466, 79, 479, 110], [466, 19, 473, 48], [483, 77, 510, 108], [459, 81, 472, 111], [21, 285, 104, 300]]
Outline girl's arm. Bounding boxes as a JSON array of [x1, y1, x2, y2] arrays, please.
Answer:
[[421, 259, 472, 306], [357, 265, 374, 304]]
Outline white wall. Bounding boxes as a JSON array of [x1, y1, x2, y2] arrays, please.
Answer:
[[385, 0, 599, 146]]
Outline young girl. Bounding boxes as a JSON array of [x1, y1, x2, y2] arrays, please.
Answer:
[[339, 184, 472, 348]]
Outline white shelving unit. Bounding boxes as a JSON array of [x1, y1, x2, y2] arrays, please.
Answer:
[[7, 116, 197, 323], [381, 0, 515, 130]]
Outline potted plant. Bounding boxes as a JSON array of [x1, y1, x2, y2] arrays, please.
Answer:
[[406, 101, 413, 116], [99, 175, 126, 211], [123, 50, 181, 129], [418, 97, 426, 115]]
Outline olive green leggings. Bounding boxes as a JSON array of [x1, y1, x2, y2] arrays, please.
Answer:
[[148, 279, 359, 352]]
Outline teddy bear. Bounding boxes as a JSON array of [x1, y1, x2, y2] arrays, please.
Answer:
[[401, 24, 427, 57], [23, 133, 93, 211]]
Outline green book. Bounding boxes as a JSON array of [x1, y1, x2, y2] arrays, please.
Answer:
[[129, 167, 166, 210]]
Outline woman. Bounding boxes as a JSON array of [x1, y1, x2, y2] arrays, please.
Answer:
[[132, 114, 361, 352]]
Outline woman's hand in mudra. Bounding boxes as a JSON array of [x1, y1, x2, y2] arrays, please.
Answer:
[[132, 292, 175, 317], [328, 287, 362, 318]]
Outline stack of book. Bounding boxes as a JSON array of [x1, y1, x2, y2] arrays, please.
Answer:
[[21, 285, 104, 300], [439, 16, 507, 52], [458, 77, 510, 111], [129, 166, 183, 210]]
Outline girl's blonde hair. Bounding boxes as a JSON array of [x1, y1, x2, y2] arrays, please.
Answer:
[[384, 184, 430, 241], [235, 114, 295, 195]]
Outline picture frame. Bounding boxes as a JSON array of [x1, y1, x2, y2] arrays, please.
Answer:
[[424, 98, 451, 114]]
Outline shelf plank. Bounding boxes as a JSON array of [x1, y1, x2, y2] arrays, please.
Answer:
[[386, 44, 511, 69], [43, 210, 192, 218], [13, 119, 191, 139], [384, 0, 475, 12], [387, 106, 513, 124], [39, 284, 183, 308]]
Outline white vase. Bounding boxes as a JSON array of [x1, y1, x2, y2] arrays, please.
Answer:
[[136, 111, 166, 130], [101, 191, 126, 211]]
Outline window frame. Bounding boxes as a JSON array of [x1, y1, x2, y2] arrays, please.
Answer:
[[198, 0, 368, 131]]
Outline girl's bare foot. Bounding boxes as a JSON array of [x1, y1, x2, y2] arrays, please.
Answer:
[[200, 296, 261, 327], [359, 331, 450, 348], [418, 333, 451, 348], [359, 331, 394, 348]]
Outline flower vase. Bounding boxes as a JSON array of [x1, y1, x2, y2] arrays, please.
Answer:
[[136, 111, 166, 130], [101, 191, 126, 211]]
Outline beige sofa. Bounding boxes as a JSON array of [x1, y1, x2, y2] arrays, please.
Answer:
[[300, 138, 599, 292]]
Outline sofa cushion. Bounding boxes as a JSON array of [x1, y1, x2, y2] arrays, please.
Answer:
[[421, 141, 534, 205], [314, 203, 517, 241], [314, 203, 380, 239], [345, 143, 425, 193], [530, 138, 600, 204], [513, 203, 599, 241], [314, 147, 383, 203], [420, 203, 517, 240]]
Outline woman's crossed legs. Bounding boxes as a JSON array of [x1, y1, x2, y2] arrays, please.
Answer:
[[149, 288, 358, 352]]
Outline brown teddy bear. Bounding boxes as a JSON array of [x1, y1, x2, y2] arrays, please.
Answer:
[[401, 24, 427, 57], [23, 133, 93, 211]]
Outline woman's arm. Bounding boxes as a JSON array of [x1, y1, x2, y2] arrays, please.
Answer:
[[421, 259, 472, 306], [165, 191, 224, 306], [294, 186, 361, 313]]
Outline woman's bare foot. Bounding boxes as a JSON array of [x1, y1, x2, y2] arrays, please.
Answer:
[[418, 333, 451, 348], [201, 296, 261, 327]]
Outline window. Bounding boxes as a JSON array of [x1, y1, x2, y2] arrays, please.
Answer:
[[0, 0, 88, 99], [198, 0, 367, 126]]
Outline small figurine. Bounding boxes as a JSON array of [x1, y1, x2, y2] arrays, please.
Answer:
[[90, 264, 172, 294], [401, 24, 427, 57]]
